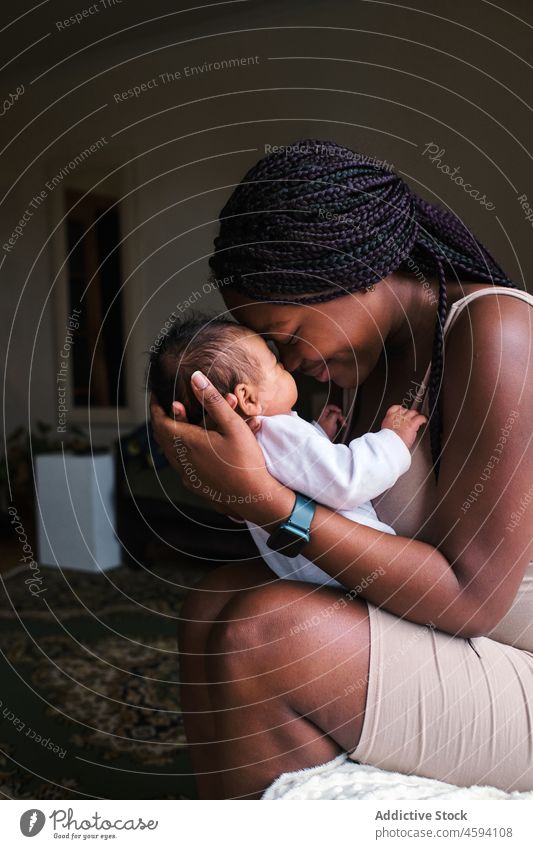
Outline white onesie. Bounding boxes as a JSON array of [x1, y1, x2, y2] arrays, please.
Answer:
[[246, 411, 411, 589]]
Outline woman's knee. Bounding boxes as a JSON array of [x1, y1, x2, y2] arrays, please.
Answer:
[[204, 583, 294, 676], [178, 560, 274, 647], [204, 582, 367, 678], [203, 585, 371, 755]]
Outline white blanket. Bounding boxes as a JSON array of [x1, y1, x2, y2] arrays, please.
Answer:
[[262, 755, 533, 800]]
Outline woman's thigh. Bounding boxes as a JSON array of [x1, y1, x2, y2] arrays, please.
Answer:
[[206, 580, 371, 754], [350, 603, 533, 792]]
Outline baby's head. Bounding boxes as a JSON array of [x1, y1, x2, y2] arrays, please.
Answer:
[[148, 315, 298, 424]]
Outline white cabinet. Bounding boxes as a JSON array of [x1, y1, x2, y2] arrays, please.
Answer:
[[35, 453, 121, 572]]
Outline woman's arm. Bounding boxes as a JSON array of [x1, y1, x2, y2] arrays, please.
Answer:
[[286, 299, 533, 636], [152, 298, 533, 638], [151, 385, 464, 631], [150, 374, 473, 635], [302, 297, 533, 636]]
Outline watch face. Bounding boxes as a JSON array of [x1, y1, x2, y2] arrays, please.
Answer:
[[268, 524, 309, 558]]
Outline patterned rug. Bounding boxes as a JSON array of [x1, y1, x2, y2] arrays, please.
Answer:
[[0, 561, 211, 799]]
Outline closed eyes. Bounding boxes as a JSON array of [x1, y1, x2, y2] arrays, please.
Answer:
[[266, 329, 300, 349]]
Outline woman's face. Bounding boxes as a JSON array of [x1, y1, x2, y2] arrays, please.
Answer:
[[223, 287, 393, 389]]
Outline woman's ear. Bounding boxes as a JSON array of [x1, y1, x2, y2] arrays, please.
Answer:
[[234, 383, 262, 416]]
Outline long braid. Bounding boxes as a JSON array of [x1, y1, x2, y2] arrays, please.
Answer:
[[428, 255, 449, 480], [209, 140, 517, 479], [408, 195, 515, 477]]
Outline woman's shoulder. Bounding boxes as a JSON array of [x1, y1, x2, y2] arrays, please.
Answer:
[[447, 283, 533, 317], [446, 287, 533, 355], [442, 287, 533, 424]]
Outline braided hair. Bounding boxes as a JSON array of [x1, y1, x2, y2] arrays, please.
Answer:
[[209, 140, 516, 478]]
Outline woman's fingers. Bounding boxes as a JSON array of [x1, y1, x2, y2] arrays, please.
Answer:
[[148, 381, 274, 516], [203, 392, 238, 429], [149, 392, 164, 420], [150, 394, 168, 446], [225, 392, 238, 410], [190, 370, 241, 434], [171, 400, 188, 421], [246, 416, 262, 435], [150, 392, 199, 449]]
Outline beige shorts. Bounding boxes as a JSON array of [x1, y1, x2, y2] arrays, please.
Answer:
[[348, 602, 533, 792]]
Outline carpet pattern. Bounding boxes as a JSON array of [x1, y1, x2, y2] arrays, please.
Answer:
[[0, 562, 208, 799]]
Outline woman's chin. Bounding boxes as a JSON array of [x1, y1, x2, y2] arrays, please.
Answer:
[[313, 366, 330, 383], [325, 369, 358, 389]]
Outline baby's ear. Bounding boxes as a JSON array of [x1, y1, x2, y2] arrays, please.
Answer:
[[234, 382, 261, 416]]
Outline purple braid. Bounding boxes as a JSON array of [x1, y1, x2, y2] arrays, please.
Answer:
[[209, 140, 517, 479]]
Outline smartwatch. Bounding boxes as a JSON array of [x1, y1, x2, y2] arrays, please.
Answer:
[[266, 492, 316, 558]]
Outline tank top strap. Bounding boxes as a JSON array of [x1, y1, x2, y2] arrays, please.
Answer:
[[343, 286, 533, 427], [411, 286, 533, 413]]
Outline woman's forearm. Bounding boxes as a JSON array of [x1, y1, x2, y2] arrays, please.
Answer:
[[150, 385, 480, 637], [309, 506, 469, 632], [248, 492, 477, 637]]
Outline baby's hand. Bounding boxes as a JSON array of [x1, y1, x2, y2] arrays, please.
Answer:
[[317, 404, 347, 440], [381, 405, 427, 450]]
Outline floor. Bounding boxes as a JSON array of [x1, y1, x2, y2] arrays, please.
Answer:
[[0, 560, 199, 799]]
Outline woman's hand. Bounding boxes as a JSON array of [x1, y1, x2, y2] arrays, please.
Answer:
[[150, 371, 295, 525]]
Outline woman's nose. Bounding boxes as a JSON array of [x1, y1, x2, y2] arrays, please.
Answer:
[[278, 346, 301, 372]]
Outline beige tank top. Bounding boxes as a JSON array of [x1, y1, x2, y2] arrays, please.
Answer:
[[343, 286, 533, 650]]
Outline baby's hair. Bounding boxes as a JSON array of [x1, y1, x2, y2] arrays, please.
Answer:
[[147, 314, 263, 423]]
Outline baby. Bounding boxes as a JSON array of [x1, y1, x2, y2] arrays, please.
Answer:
[[148, 315, 426, 589]]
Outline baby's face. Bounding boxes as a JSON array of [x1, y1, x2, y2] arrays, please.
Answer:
[[237, 333, 298, 416]]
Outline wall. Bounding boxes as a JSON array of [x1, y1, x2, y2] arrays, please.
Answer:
[[1, 0, 531, 444]]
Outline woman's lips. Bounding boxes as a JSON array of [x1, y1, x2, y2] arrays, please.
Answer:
[[301, 361, 331, 382]]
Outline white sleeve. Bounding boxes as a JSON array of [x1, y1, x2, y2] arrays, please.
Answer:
[[257, 415, 411, 511], [311, 419, 329, 438]]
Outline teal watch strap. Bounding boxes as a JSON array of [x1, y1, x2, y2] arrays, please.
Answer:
[[266, 492, 316, 557], [287, 492, 316, 536]]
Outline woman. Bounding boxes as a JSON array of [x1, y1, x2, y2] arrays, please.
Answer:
[[151, 141, 533, 799]]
